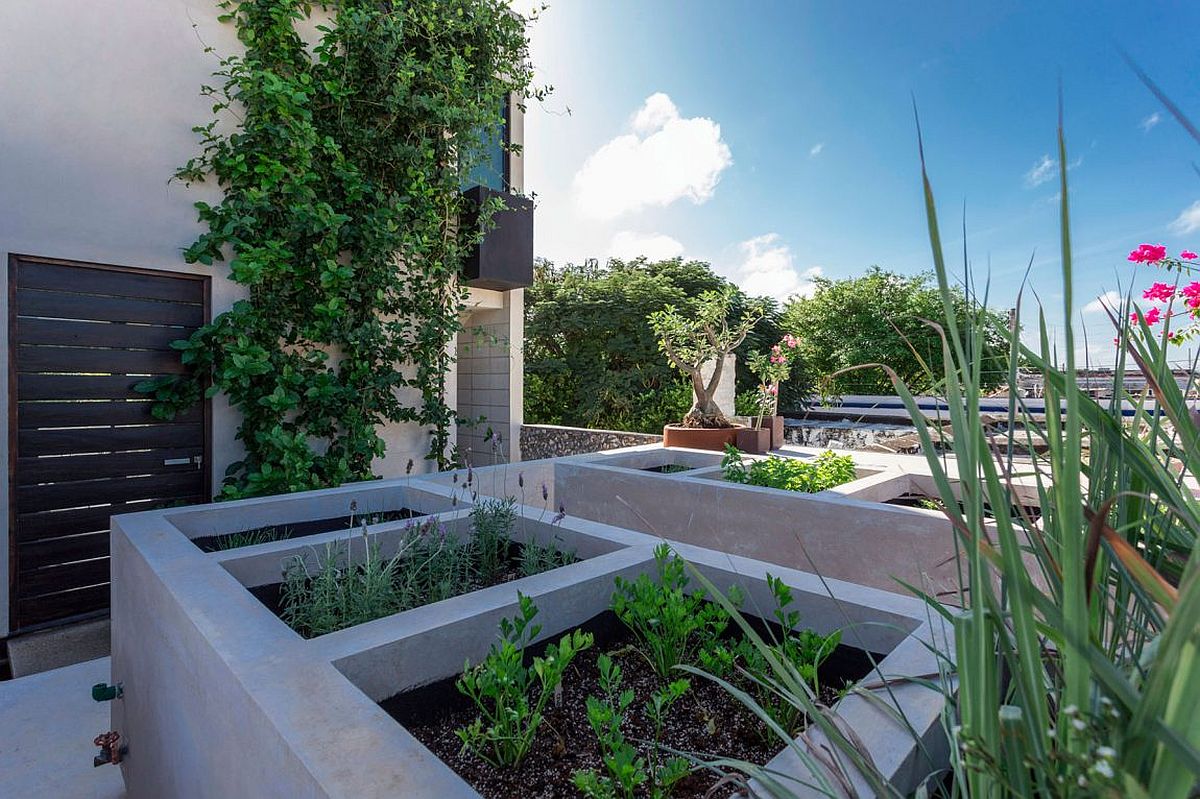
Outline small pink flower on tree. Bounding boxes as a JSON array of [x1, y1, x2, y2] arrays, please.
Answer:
[[1131, 308, 1162, 326], [1128, 243, 1168, 263], [748, 336, 800, 428], [1143, 282, 1175, 302], [1131, 245, 1200, 344]]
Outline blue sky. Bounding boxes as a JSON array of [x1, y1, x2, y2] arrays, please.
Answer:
[[515, 0, 1200, 363]]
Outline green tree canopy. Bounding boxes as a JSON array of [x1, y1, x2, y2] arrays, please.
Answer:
[[781, 267, 1009, 395], [524, 257, 787, 433]]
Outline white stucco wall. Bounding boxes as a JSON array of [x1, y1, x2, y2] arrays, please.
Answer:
[[0, 0, 516, 634]]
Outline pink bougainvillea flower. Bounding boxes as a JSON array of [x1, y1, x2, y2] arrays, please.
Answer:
[[1143, 282, 1176, 302], [1131, 308, 1162, 325], [1128, 243, 1169, 263], [1182, 250, 1198, 260], [1181, 282, 1200, 309], [783, 334, 799, 348]]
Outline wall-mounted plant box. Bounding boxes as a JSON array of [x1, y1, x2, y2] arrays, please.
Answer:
[[461, 185, 533, 290]]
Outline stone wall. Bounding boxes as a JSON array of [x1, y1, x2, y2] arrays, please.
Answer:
[[784, 419, 923, 453], [520, 424, 662, 460]]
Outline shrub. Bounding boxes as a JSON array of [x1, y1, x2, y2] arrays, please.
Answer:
[[611, 544, 741, 678], [524, 257, 798, 432], [780, 266, 1010, 396], [457, 593, 593, 766], [720, 446, 856, 493]]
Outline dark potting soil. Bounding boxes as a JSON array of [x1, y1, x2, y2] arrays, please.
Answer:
[[885, 493, 1042, 522], [381, 610, 880, 799], [640, 464, 695, 474], [192, 507, 425, 552]]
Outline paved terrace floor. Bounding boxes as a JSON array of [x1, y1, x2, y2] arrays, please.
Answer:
[[0, 656, 126, 798]]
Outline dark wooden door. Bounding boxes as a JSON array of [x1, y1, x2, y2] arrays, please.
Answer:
[[8, 255, 210, 632]]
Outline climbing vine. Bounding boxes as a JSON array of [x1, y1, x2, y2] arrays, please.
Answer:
[[142, 0, 539, 498]]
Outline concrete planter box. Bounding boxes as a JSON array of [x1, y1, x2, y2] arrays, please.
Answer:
[[109, 475, 953, 798], [735, 425, 771, 454]]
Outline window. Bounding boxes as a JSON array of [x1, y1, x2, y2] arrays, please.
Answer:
[[465, 98, 511, 192]]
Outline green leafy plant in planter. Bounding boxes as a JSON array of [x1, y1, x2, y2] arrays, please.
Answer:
[[573, 654, 692, 799], [700, 575, 840, 740], [611, 544, 742, 678], [648, 286, 766, 428], [721, 446, 856, 493], [457, 593, 593, 767]]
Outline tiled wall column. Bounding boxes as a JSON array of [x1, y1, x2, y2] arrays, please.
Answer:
[[456, 288, 523, 465]]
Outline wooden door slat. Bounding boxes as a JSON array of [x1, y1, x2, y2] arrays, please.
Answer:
[[19, 423, 204, 456], [17, 400, 201, 429], [15, 449, 203, 484], [17, 344, 188, 375], [16, 288, 204, 327], [16, 317, 190, 350], [18, 531, 110, 568], [14, 496, 205, 544], [17, 472, 204, 514], [15, 585, 110, 629], [18, 373, 167, 400], [17, 260, 203, 303], [16, 558, 110, 597]]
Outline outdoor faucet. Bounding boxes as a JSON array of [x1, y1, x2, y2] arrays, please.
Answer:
[[93, 731, 127, 767], [92, 681, 122, 702]]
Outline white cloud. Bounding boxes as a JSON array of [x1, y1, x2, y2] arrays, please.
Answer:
[[630, 92, 678, 136], [608, 230, 684, 261], [1025, 155, 1056, 187], [809, 142, 825, 157], [1082, 290, 1121, 314], [1140, 112, 1162, 132], [1170, 200, 1200, 234], [729, 234, 822, 303], [572, 93, 733, 219], [1024, 154, 1082, 188]]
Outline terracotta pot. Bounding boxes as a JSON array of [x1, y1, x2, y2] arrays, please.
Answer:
[[767, 415, 786, 450], [662, 424, 741, 452], [735, 426, 771, 455]]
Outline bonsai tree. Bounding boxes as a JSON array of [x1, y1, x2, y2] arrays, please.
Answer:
[[648, 286, 765, 428]]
